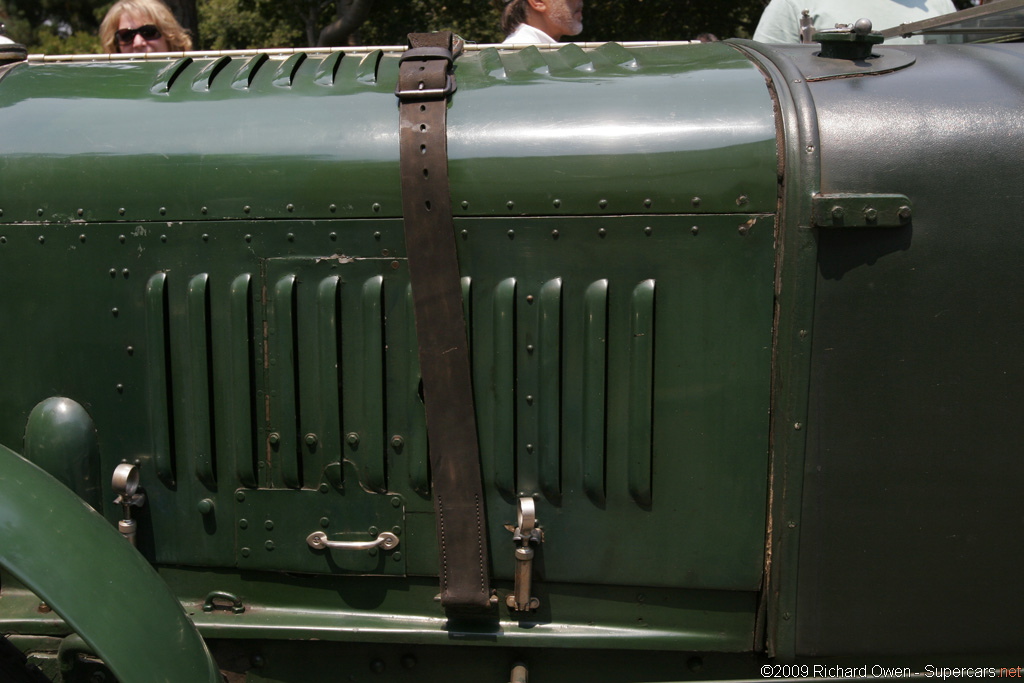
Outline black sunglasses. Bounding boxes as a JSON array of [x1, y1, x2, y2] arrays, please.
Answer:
[[116, 25, 162, 44]]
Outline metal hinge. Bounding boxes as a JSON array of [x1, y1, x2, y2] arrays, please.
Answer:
[[812, 193, 913, 228]]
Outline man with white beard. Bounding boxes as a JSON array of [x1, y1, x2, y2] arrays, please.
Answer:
[[501, 0, 584, 44]]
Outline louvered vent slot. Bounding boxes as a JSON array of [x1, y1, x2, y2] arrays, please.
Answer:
[[186, 273, 216, 487], [581, 279, 609, 504], [295, 275, 343, 490], [227, 274, 258, 488], [272, 53, 307, 88], [150, 57, 192, 94], [268, 274, 301, 488], [145, 272, 175, 484], [356, 49, 383, 84], [535, 278, 563, 501], [472, 274, 656, 509], [509, 277, 563, 504], [626, 279, 655, 507], [340, 275, 387, 492], [479, 277, 516, 498], [231, 53, 269, 90], [313, 52, 345, 86], [191, 55, 232, 92], [146, 271, 258, 491]]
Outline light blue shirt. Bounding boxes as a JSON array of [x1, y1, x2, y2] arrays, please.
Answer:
[[753, 0, 958, 44]]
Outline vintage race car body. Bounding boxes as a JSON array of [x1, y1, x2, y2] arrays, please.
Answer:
[[0, 22, 1021, 681]]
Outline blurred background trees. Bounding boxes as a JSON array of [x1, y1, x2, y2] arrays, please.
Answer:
[[0, 0, 978, 54]]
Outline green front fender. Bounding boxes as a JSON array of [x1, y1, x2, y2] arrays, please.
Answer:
[[0, 443, 220, 683]]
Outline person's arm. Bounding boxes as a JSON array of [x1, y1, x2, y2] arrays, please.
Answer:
[[753, 0, 802, 43]]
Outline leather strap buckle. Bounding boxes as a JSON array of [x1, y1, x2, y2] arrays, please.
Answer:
[[399, 46, 453, 65], [394, 73, 456, 100]]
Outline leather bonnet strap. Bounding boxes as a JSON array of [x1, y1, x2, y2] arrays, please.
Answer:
[[396, 31, 492, 612]]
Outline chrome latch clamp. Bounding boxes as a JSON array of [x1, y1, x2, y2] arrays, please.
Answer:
[[112, 463, 146, 547], [507, 497, 543, 611]]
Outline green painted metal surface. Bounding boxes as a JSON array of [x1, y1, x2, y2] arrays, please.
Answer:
[[0, 43, 775, 225], [0, 40, 780, 670], [0, 444, 220, 683]]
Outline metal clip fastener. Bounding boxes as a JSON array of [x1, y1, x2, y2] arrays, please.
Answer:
[[112, 463, 146, 547], [507, 497, 542, 611]]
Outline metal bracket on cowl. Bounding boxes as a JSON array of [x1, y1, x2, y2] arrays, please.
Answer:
[[112, 463, 146, 547], [507, 497, 543, 612]]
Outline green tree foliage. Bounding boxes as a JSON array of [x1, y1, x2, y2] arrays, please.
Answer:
[[4, 0, 980, 54], [198, 0, 309, 49], [356, 0, 765, 47], [0, 0, 109, 53]]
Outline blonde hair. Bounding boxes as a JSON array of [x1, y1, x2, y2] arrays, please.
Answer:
[[99, 0, 193, 53]]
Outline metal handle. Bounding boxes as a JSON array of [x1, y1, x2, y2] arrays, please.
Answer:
[[306, 531, 399, 551]]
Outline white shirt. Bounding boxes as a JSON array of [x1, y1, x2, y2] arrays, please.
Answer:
[[503, 23, 558, 45], [753, 0, 958, 45]]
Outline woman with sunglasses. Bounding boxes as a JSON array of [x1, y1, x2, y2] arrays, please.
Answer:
[[99, 0, 192, 53]]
